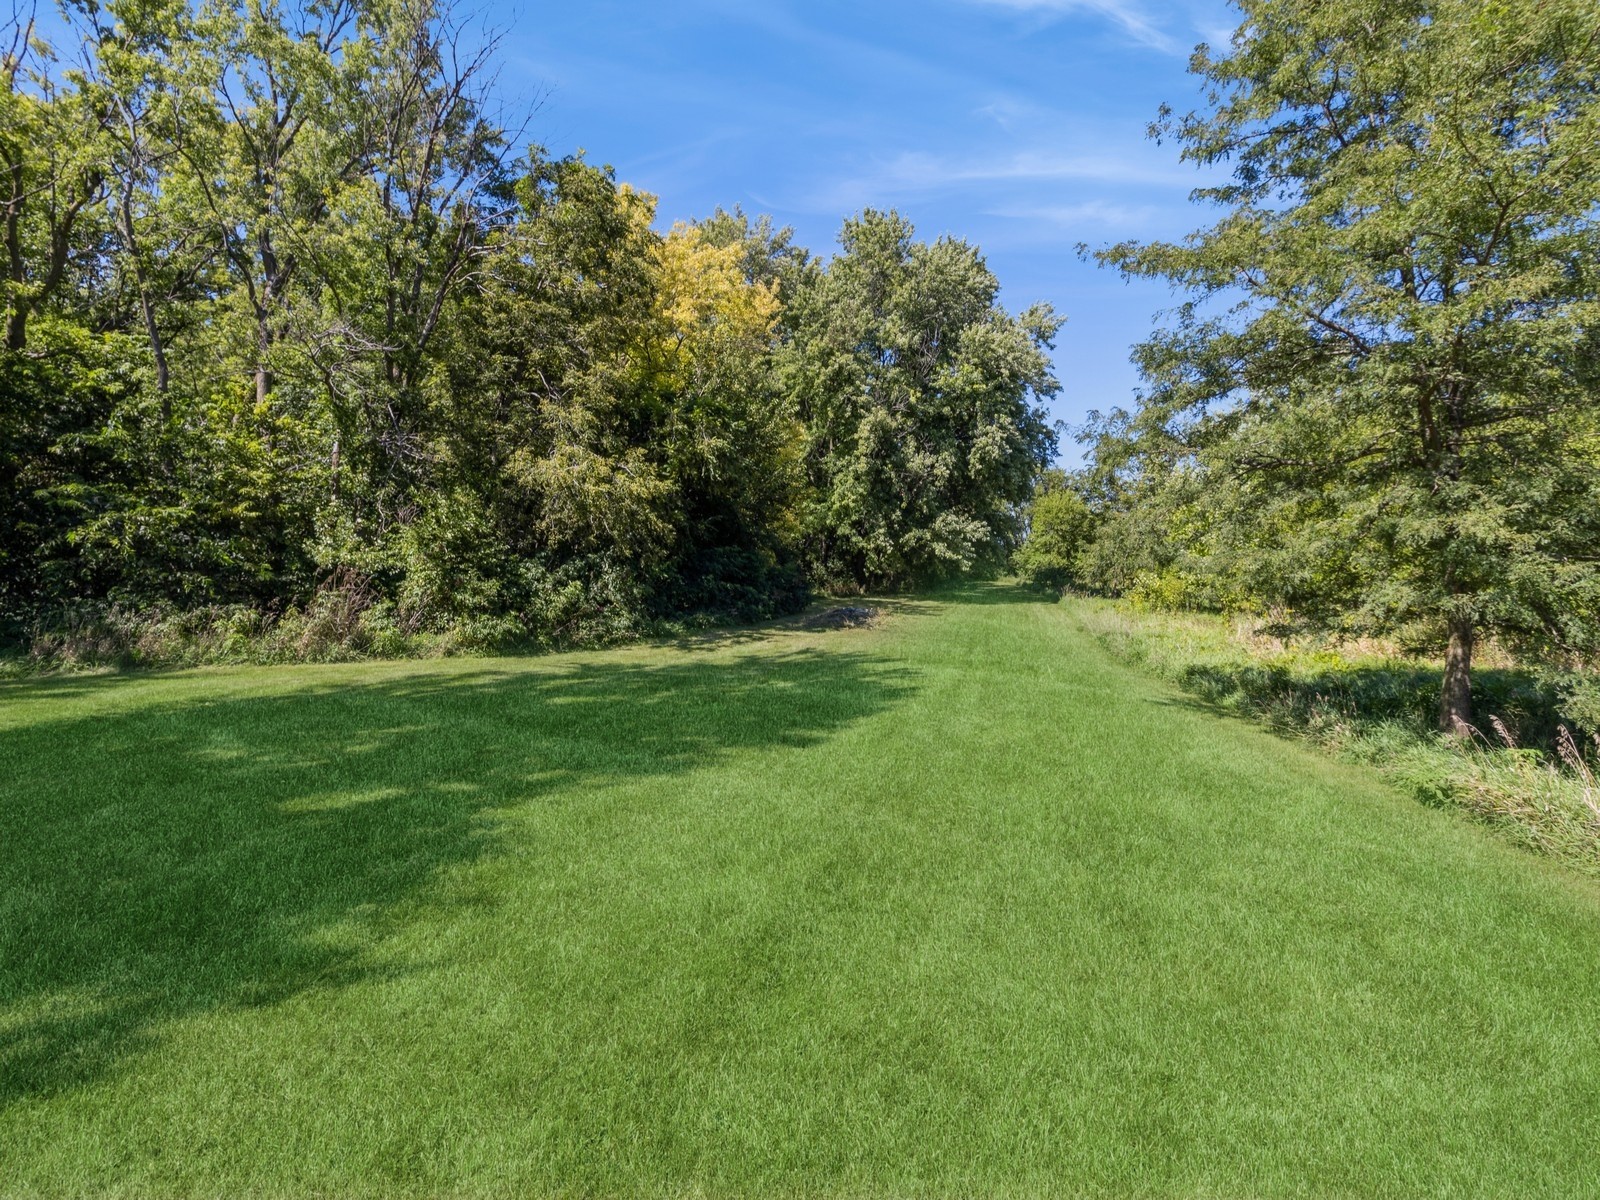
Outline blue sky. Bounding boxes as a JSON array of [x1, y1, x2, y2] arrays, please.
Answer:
[[498, 0, 1238, 462]]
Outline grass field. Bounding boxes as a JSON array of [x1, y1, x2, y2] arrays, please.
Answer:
[[4, 583, 1600, 1197]]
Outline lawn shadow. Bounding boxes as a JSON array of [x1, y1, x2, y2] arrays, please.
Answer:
[[0, 644, 916, 1107], [663, 593, 940, 653], [1164, 661, 1569, 750], [931, 578, 1056, 607]]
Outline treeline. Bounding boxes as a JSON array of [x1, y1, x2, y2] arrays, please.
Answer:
[[0, 0, 1059, 658], [1021, 0, 1600, 732]]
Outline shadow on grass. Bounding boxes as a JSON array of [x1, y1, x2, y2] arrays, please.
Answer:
[[662, 594, 940, 653], [0, 645, 917, 1108], [929, 578, 1052, 607], [656, 578, 1042, 654], [1169, 661, 1568, 748]]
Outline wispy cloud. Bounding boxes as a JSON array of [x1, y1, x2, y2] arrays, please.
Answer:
[[792, 146, 1195, 213], [964, 0, 1179, 54], [697, 0, 953, 88], [986, 200, 1160, 229], [974, 94, 1062, 132]]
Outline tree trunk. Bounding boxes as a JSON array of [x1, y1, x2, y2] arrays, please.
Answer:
[[255, 304, 274, 405], [1438, 614, 1474, 735], [4, 164, 24, 351], [118, 183, 170, 398], [138, 289, 170, 397]]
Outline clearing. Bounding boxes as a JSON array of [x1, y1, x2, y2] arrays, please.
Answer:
[[3, 583, 1598, 1196]]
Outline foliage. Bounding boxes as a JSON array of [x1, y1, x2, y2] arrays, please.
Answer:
[[780, 210, 1060, 589], [0, 1, 1058, 662], [1013, 469, 1095, 591], [1089, 0, 1600, 730]]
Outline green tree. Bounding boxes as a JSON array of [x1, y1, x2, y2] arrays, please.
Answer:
[[0, 7, 111, 352], [783, 209, 1060, 589], [431, 164, 807, 632], [1096, 0, 1600, 731], [643, 223, 805, 618], [0, 0, 1066, 651], [1015, 469, 1095, 592]]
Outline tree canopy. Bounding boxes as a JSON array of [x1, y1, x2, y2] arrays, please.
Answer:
[[0, 0, 1059, 650], [1083, 0, 1600, 730], [781, 210, 1060, 589]]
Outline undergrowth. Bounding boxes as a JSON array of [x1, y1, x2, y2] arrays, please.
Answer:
[[0, 571, 743, 676], [1075, 599, 1600, 876]]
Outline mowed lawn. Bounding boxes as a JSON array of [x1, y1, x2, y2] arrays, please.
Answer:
[[3, 585, 1599, 1197]]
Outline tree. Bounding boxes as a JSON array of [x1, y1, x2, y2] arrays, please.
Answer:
[[71, 0, 212, 404], [430, 168, 807, 632], [0, 0, 1058, 651], [1096, 0, 1600, 732], [643, 223, 804, 617], [1015, 469, 1095, 591], [414, 155, 667, 629], [782, 209, 1060, 589], [0, 2, 111, 352]]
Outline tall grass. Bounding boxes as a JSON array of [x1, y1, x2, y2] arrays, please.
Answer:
[[2, 570, 688, 676], [1074, 598, 1600, 876], [5, 588, 502, 674]]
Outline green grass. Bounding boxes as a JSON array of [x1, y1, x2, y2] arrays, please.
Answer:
[[4, 583, 1600, 1197], [1075, 598, 1600, 876]]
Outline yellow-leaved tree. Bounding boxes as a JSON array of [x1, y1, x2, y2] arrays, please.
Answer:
[[636, 225, 806, 616]]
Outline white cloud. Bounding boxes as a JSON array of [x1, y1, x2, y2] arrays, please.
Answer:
[[965, 0, 1180, 53], [794, 146, 1196, 212], [986, 200, 1160, 229]]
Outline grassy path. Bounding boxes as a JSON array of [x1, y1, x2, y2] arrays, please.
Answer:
[[3, 584, 1599, 1196]]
